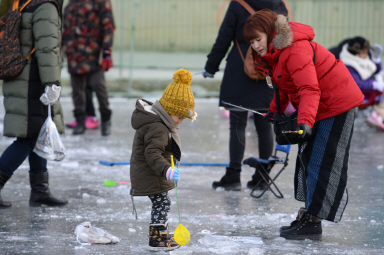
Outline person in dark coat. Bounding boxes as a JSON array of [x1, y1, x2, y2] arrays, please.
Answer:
[[0, 0, 67, 208], [244, 9, 364, 240], [62, 0, 115, 136], [202, 0, 288, 191], [130, 69, 196, 250]]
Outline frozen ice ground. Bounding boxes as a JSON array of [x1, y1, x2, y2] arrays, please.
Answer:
[[0, 98, 383, 255]]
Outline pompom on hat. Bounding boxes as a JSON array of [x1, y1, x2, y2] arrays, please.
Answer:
[[159, 69, 196, 120]]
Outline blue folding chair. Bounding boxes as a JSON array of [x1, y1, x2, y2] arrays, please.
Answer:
[[243, 144, 291, 198]]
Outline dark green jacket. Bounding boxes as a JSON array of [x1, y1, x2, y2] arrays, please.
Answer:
[[2, 0, 64, 138], [130, 99, 177, 196]]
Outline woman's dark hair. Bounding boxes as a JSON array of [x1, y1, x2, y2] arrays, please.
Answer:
[[347, 36, 370, 55], [244, 9, 278, 47]]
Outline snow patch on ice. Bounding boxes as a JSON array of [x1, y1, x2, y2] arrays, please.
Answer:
[[198, 234, 263, 254], [96, 198, 106, 204]]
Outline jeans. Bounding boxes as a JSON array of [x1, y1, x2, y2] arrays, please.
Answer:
[[0, 137, 47, 176]]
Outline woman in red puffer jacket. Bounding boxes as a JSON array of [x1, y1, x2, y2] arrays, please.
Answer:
[[244, 9, 364, 241]]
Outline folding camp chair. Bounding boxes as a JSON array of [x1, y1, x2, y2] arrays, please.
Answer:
[[243, 143, 291, 198]]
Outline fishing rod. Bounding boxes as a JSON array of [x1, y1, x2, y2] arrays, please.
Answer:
[[99, 160, 230, 167], [221, 101, 265, 116]]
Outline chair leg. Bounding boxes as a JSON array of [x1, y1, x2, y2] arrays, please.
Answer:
[[250, 167, 285, 199]]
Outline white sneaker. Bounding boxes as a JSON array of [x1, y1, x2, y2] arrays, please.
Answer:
[[366, 111, 384, 131]]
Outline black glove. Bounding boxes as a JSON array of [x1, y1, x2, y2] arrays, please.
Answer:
[[202, 69, 214, 78], [297, 123, 312, 140]]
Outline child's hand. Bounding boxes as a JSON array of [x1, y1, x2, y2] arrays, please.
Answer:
[[166, 167, 180, 182]]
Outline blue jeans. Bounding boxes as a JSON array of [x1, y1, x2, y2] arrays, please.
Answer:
[[0, 138, 47, 176]]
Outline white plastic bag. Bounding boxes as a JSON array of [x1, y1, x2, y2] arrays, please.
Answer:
[[75, 221, 120, 245], [33, 104, 65, 161]]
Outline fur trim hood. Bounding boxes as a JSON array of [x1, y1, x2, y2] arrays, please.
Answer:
[[273, 15, 315, 49]]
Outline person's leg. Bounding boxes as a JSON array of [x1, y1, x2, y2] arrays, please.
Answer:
[[148, 192, 178, 249], [281, 109, 355, 240], [247, 113, 274, 189], [71, 73, 87, 134], [28, 151, 67, 207], [212, 110, 247, 191], [85, 84, 96, 117], [84, 84, 100, 129], [88, 70, 112, 136], [0, 138, 32, 208], [367, 98, 384, 131]]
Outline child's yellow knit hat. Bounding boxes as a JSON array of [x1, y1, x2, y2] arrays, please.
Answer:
[[159, 69, 195, 119]]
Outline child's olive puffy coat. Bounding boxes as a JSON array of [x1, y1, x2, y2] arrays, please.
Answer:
[[130, 99, 175, 196]]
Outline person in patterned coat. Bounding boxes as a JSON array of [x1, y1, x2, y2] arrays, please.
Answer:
[[62, 0, 115, 136]]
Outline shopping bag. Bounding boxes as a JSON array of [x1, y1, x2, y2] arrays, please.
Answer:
[[33, 104, 65, 161], [75, 221, 120, 244]]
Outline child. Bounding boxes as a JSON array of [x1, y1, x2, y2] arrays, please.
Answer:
[[130, 69, 196, 250]]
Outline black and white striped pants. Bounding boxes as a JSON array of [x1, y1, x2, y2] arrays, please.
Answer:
[[295, 108, 356, 222]]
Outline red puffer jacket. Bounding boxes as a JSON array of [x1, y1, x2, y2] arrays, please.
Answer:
[[260, 17, 364, 128]]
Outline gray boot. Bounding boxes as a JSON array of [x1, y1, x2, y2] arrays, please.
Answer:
[[29, 172, 68, 207], [73, 115, 86, 135], [101, 120, 111, 136], [0, 172, 11, 208]]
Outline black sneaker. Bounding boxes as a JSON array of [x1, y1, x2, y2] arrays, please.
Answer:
[[280, 212, 322, 240], [212, 168, 241, 191], [280, 207, 306, 232]]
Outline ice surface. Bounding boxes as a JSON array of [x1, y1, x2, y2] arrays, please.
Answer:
[[0, 98, 383, 255]]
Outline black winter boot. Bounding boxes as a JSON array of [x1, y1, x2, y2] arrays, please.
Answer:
[[280, 207, 306, 232], [73, 115, 86, 135], [29, 172, 68, 207], [212, 167, 241, 191], [101, 120, 111, 136], [149, 223, 180, 251], [246, 163, 271, 190], [0, 172, 12, 208], [280, 212, 322, 240]]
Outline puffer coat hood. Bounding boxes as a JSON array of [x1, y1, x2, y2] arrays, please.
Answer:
[[130, 99, 178, 196], [260, 16, 364, 127], [131, 99, 162, 131]]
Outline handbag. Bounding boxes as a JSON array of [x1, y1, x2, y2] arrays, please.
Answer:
[[272, 43, 316, 145], [273, 110, 299, 145], [272, 85, 299, 145], [233, 0, 266, 80]]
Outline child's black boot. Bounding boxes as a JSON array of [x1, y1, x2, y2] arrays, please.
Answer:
[[149, 223, 180, 251]]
